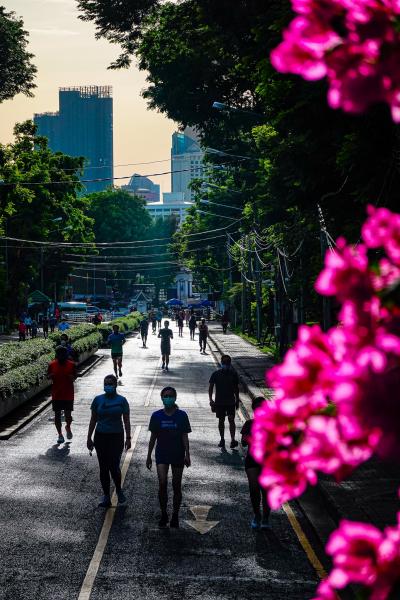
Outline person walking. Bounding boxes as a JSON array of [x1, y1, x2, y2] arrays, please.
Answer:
[[140, 316, 149, 348], [146, 386, 191, 528], [177, 313, 184, 337], [198, 318, 208, 354], [24, 315, 32, 338], [188, 313, 197, 341], [47, 346, 76, 444], [241, 396, 271, 529], [209, 354, 240, 449], [31, 319, 38, 339], [42, 315, 49, 339], [156, 309, 163, 331], [108, 324, 126, 378], [150, 311, 157, 335], [49, 314, 56, 333], [158, 320, 173, 371], [18, 320, 26, 342], [221, 311, 230, 334], [87, 374, 131, 508]]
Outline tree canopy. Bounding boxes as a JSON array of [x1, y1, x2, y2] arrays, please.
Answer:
[[0, 7, 36, 102]]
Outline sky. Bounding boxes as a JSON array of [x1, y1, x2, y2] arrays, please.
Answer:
[[0, 0, 175, 192]]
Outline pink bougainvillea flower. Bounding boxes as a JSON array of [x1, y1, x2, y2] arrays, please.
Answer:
[[271, 0, 400, 121], [314, 516, 400, 600], [315, 238, 373, 301]]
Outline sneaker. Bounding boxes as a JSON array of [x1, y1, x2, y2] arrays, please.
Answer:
[[98, 495, 112, 508], [170, 513, 179, 528], [117, 490, 127, 505], [165, 366, 169, 372], [251, 516, 261, 529], [158, 514, 169, 528], [230, 440, 239, 449], [119, 369, 123, 377], [57, 434, 65, 444], [65, 428, 73, 440], [218, 439, 225, 448], [162, 362, 165, 370], [261, 516, 271, 529]]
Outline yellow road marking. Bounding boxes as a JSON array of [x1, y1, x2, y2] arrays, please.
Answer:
[[283, 503, 326, 580], [78, 425, 141, 600], [237, 401, 326, 580]]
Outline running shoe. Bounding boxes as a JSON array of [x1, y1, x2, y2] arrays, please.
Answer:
[[261, 516, 271, 529], [251, 516, 261, 529], [117, 490, 127, 505], [165, 366, 169, 372], [230, 440, 239, 449], [170, 513, 180, 528], [98, 495, 112, 508], [65, 428, 73, 440], [218, 439, 225, 448], [57, 434, 65, 444], [119, 369, 123, 377], [158, 514, 169, 528], [161, 362, 165, 370]]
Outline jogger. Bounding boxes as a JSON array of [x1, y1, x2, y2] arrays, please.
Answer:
[[146, 386, 191, 528], [87, 374, 131, 508], [241, 396, 271, 529], [47, 346, 77, 444]]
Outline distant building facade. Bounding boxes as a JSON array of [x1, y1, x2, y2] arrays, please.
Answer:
[[146, 192, 193, 224], [171, 127, 205, 202], [34, 86, 113, 193], [122, 174, 160, 203]]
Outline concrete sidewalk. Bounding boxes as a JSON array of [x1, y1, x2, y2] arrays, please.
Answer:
[[207, 323, 400, 539]]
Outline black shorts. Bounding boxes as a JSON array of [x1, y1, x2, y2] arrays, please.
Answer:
[[52, 400, 74, 412], [111, 353, 123, 360], [245, 455, 261, 470], [215, 405, 236, 418], [156, 462, 185, 469]]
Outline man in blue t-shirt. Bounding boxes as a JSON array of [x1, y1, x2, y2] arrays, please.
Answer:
[[146, 386, 191, 529], [107, 324, 126, 377]]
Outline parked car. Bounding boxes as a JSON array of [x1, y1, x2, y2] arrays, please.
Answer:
[[86, 305, 102, 315], [111, 307, 130, 319]]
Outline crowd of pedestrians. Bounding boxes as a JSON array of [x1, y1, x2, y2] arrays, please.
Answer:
[[47, 305, 269, 531], [17, 308, 68, 341]]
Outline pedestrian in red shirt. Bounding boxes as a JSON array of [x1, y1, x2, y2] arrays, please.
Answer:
[[47, 346, 76, 444], [18, 321, 26, 342]]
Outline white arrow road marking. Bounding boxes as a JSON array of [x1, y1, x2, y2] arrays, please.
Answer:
[[185, 505, 220, 535]]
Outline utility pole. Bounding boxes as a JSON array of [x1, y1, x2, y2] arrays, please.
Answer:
[[318, 205, 331, 331], [255, 248, 263, 343], [241, 243, 246, 333], [247, 235, 252, 334], [40, 247, 44, 293]]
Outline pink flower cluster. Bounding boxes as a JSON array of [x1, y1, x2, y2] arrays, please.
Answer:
[[270, 0, 400, 121], [313, 516, 400, 599], [251, 206, 400, 509]]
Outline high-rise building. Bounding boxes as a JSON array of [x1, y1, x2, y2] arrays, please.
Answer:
[[122, 174, 160, 203], [34, 86, 113, 193], [171, 127, 205, 201]]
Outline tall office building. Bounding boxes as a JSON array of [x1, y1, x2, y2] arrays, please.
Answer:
[[122, 174, 160, 203], [34, 86, 113, 193], [171, 127, 205, 201]]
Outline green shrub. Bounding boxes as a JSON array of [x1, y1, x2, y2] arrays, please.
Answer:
[[0, 352, 54, 398], [72, 331, 102, 355], [0, 339, 54, 375], [49, 323, 97, 345], [98, 312, 142, 343]]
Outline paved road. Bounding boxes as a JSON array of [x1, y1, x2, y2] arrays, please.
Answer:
[[0, 324, 319, 600]]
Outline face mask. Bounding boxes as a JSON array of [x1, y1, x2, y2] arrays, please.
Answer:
[[162, 396, 176, 408], [221, 364, 230, 370], [104, 385, 116, 395], [60, 340, 67, 346]]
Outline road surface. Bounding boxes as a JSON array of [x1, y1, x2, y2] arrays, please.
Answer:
[[0, 323, 320, 600]]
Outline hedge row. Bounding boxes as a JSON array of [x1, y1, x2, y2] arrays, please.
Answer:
[[97, 312, 142, 342], [0, 323, 102, 401]]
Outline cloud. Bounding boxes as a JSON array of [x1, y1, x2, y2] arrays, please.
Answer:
[[31, 27, 79, 36]]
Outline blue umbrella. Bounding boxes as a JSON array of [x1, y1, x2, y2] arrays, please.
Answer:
[[165, 298, 183, 306], [200, 299, 213, 307]]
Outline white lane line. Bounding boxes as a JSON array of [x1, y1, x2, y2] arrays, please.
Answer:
[[78, 425, 141, 600], [144, 359, 160, 407]]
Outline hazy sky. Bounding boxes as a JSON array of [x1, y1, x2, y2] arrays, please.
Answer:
[[0, 0, 175, 191]]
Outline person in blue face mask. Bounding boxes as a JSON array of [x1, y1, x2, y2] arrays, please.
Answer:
[[146, 387, 191, 529], [87, 374, 131, 508]]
